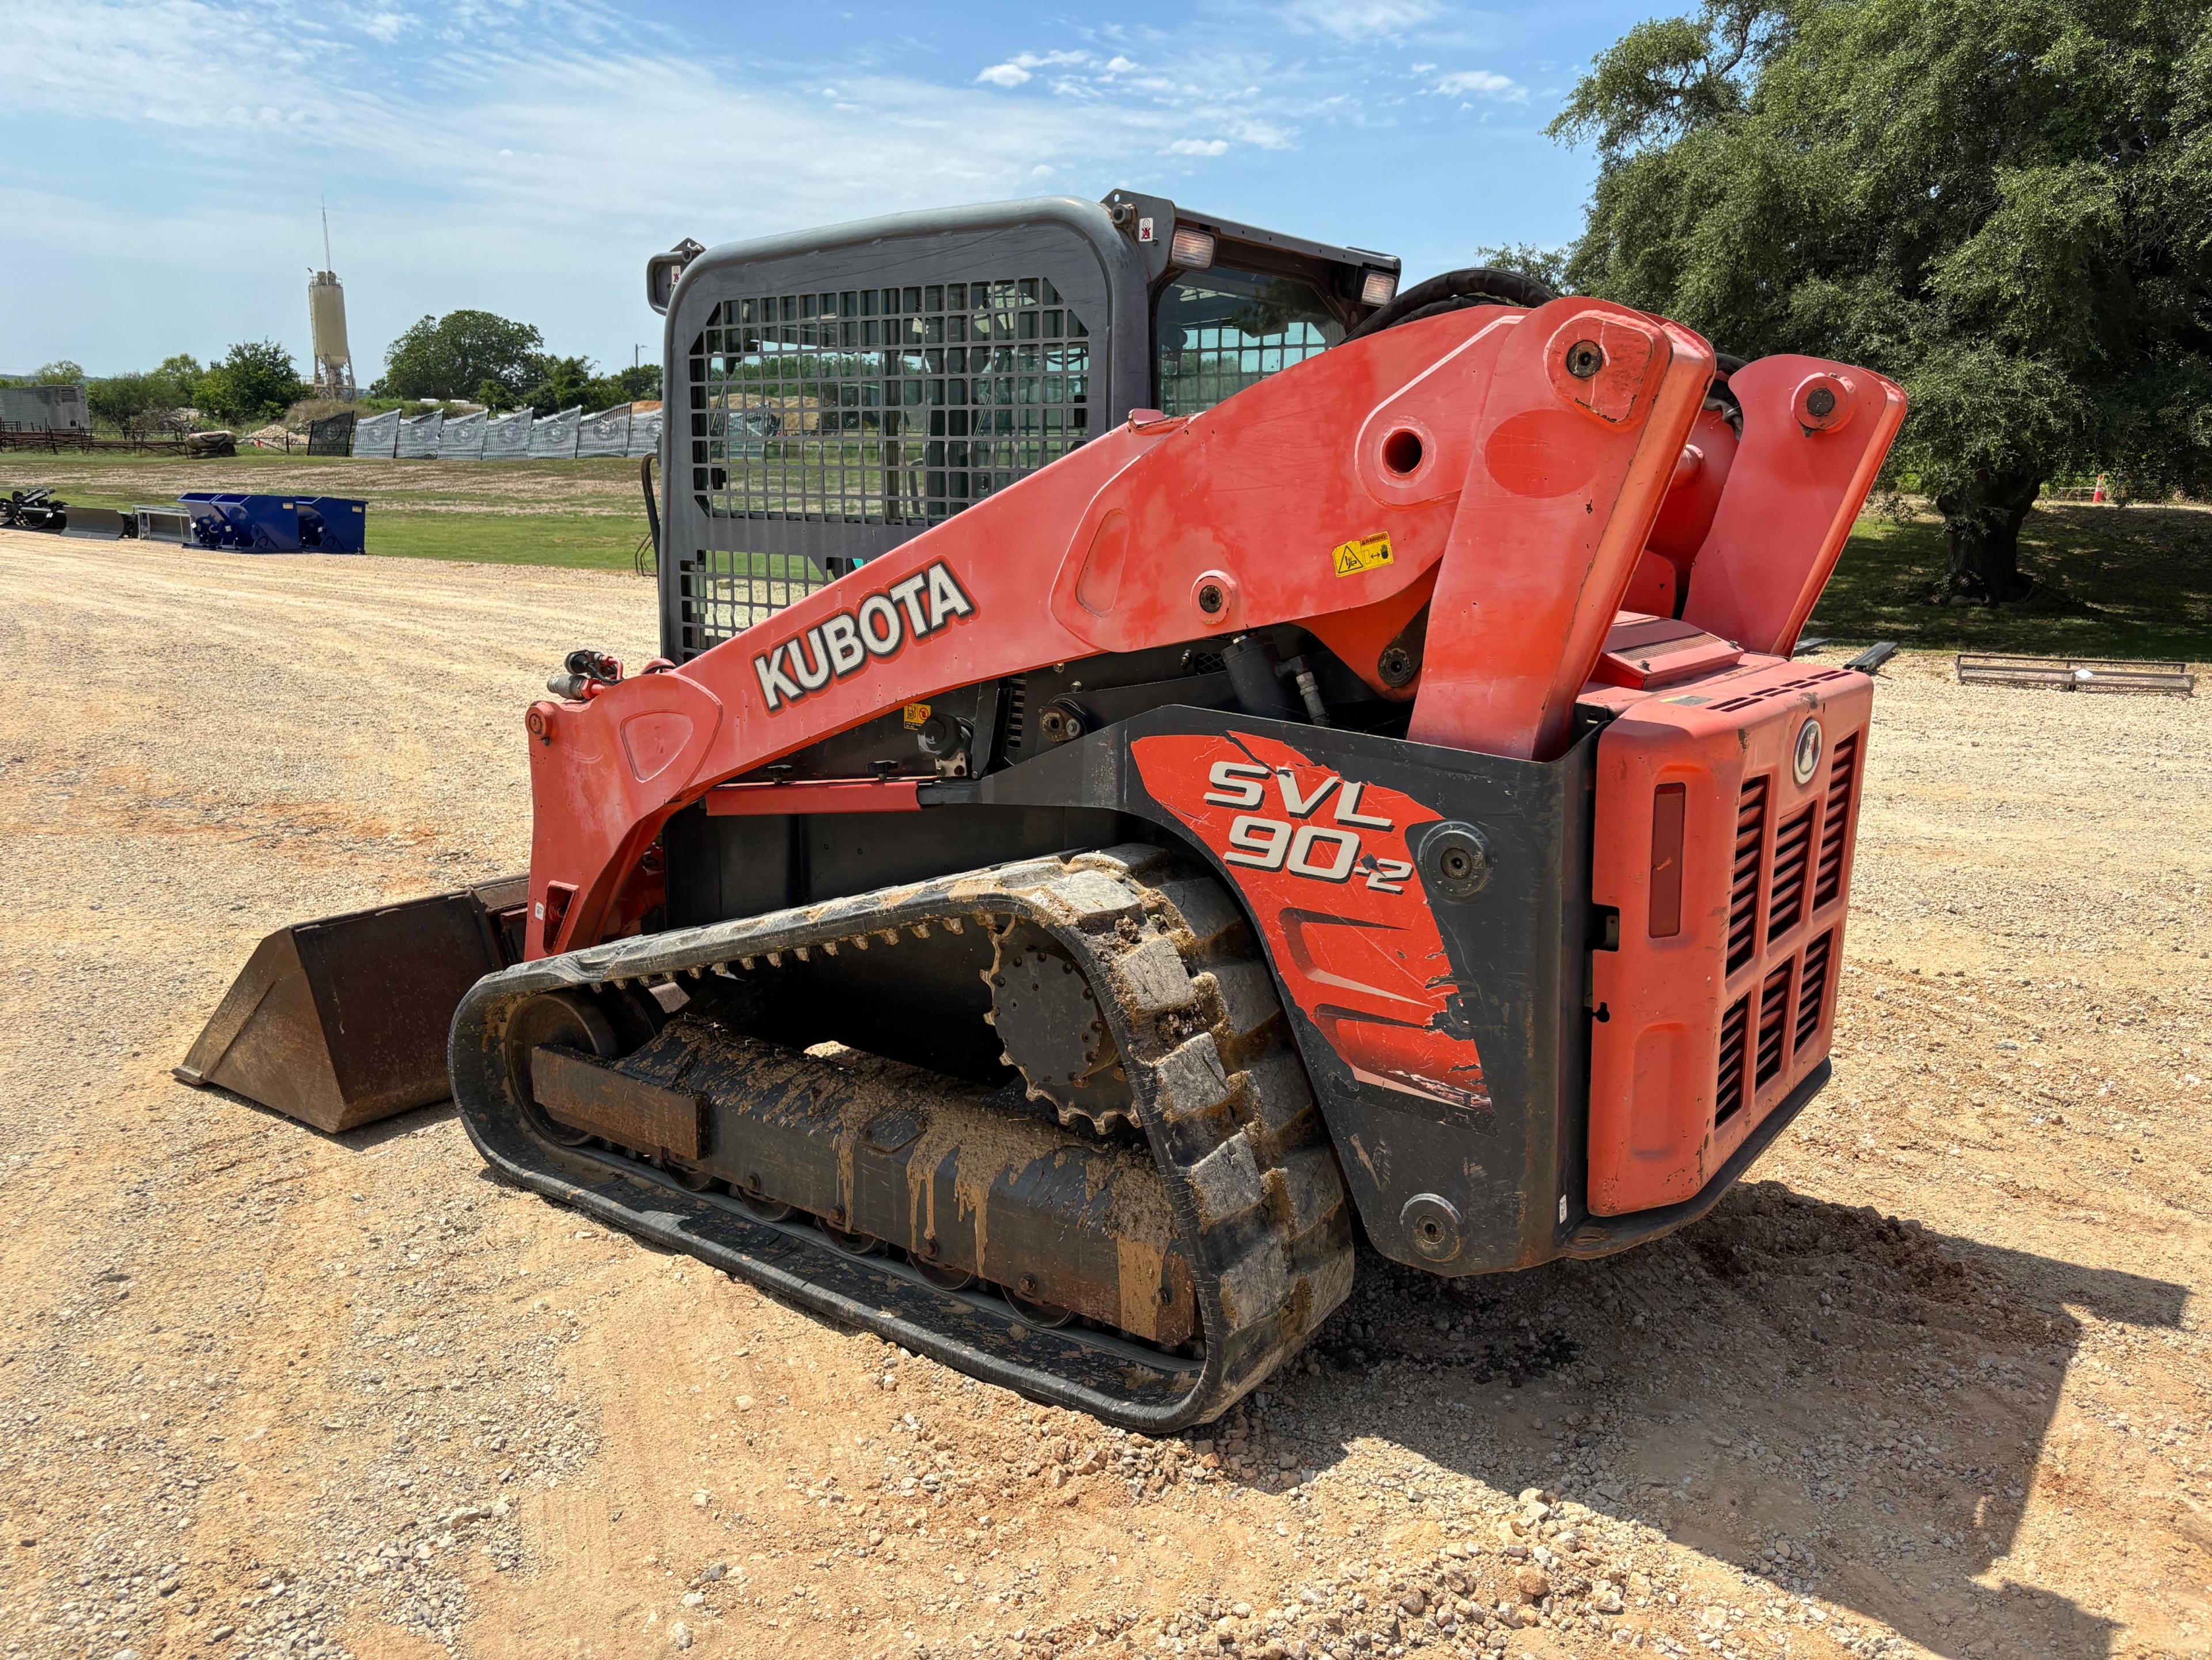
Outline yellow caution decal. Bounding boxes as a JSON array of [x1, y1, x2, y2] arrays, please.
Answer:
[[902, 702, 933, 729], [1331, 532, 1392, 577]]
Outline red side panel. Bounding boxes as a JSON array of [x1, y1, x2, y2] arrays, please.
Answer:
[[1586, 663, 1872, 1214], [1131, 731, 1488, 1113], [1680, 356, 1907, 656]]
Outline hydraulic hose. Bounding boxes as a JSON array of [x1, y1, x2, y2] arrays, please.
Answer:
[[1347, 267, 1560, 342]]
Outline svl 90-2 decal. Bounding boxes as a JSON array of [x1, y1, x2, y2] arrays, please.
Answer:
[[753, 561, 975, 712], [1134, 731, 1489, 1113], [1200, 761, 1416, 893]]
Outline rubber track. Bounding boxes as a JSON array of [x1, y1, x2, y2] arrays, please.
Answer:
[[449, 844, 1355, 1429]]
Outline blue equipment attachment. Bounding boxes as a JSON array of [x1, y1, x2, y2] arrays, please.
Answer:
[[176, 492, 367, 553]]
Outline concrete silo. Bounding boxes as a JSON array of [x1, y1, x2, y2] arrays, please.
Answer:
[[308, 207, 357, 399]]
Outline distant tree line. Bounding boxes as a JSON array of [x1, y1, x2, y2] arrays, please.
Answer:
[[1, 343, 306, 433], [372, 309, 661, 412], [11, 308, 662, 438]]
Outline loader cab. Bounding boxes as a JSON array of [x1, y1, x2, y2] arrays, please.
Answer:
[[647, 190, 1399, 662]]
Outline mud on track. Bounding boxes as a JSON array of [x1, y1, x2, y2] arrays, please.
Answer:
[[1, 528, 2207, 1660]]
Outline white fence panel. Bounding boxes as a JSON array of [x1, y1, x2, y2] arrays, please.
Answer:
[[483, 409, 533, 459], [441, 410, 487, 460], [529, 406, 582, 458], [395, 411, 444, 459], [626, 407, 664, 457], [576, 405, 632, 458], [352, 409, 400, 457]]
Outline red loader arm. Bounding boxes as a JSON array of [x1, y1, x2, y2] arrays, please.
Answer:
[[523, 297, 1903, 958]]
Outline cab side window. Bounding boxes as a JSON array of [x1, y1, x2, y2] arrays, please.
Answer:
[[1156, 267, 1343, 416]]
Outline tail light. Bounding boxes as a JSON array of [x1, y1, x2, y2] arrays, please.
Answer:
[[1169, 226, 1217, 269], [1648, 783, 1686, 938]]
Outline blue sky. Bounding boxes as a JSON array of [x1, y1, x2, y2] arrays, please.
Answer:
[[0, 0, 1665, 381]]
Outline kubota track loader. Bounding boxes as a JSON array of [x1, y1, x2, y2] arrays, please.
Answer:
[[181, 190, 1905, 1428]]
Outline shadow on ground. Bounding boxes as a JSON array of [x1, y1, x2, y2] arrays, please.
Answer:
[[1250, 1181, 2184, 1660], [247, 1078, 2180, 1658]]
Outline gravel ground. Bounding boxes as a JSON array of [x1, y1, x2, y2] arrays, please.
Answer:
[[0, 530, 2206, 1660], [0, 455, 645, 515]]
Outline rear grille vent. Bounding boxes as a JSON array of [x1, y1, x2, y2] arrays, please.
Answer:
[[1715, 995, 1751, 1124], [1755, 960, 1794, 1087], [1796, 931, 1833, 1050], [1767, 804, 1816, 940], [1813, 732, 1858, 909], [1727, 777, 1768, 975]]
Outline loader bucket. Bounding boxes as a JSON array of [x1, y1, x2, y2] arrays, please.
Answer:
[[61, 507, 130, 540], [175, 877, 528, 1132]]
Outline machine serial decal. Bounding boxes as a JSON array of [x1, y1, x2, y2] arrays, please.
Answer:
[[753, 561, 975, 712], [1134, 731, 1489, 1113], [1200, 761, 1416, 893]]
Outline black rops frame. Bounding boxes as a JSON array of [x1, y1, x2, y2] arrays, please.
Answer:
[[646, 192, 1400, 666]]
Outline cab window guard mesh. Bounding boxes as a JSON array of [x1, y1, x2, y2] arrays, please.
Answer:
[[689, 278, 1092, 526], [1157, 266, 1343, 417], [676, 550, 844, 660]]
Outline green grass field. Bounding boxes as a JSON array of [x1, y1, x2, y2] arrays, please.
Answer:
[[355, 512, 653, 569], [1808, 502, 2212, 663], [0, 448, 651, 570], [9, 447, 2208, 660]]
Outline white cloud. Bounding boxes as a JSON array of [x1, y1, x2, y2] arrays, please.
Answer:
[[1430, 68, 1527, 102], [1281, 0, 1441, 41], [979, 48, 1099, 88], [0, 1, 1565, 374]]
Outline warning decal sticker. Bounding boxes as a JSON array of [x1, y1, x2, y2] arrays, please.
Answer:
[[1331, 532, 1393, 577]]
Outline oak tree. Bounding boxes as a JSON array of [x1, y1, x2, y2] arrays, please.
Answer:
[[1554, 0, 2212, 600]]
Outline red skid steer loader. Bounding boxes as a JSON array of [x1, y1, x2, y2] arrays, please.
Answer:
[[180, 189, 1904, 1428]]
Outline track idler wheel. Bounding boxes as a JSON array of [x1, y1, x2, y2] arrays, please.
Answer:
[[988, 920, 1135, 1130], [1005, 1276, 1076, 1328], [499, 990, 622, 1148], [819, 1219, 885, 1259], [730, 1185, 795, 1224]]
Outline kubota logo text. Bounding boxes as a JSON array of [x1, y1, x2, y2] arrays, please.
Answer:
[[753, 560, 975, 712]]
